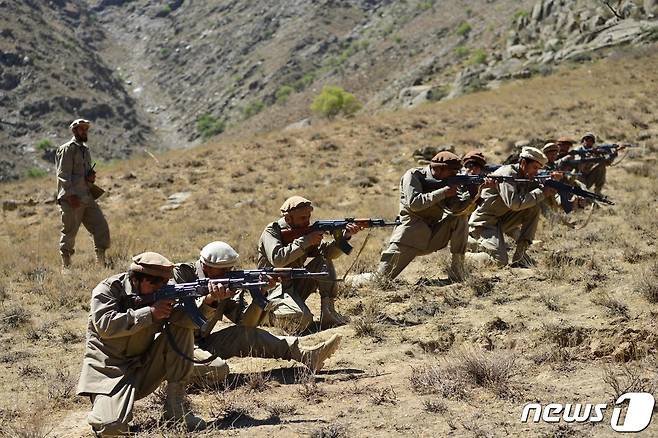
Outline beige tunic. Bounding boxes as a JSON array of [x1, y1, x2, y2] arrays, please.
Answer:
[[387, 166, 474, 251], [76, 273, 212, 396], [55, 137, 93, 202], [257, 217, 346, 270], [469, 164, 545, 229]]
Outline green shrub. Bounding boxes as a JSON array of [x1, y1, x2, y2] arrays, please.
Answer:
[[456, 21, 472, 37], [417, 1, 435, 10], [196, 114, 225, 139], [242, 100, 265, 119], [469, 48, 487, 65], [311, 86, 362, 119], [513, 10, 529, 20], [26, 167, 48, 178], [294, 73, 316, 91], [276, 85, 294, 104], [454, 46, 470, 59], [36, 139, 53, 150]]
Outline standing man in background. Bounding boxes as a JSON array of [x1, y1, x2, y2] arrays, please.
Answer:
[[55, 119, 110, 269]]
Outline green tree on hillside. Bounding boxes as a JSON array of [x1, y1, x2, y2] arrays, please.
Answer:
[[311, 86, 362, 119]]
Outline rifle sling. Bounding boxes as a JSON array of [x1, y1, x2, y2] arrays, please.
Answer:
[[163, 321, 219, 365]]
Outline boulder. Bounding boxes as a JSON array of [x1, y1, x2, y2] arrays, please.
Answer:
[[507, 44, 529, 58], [399, 85, 432, 107], [531, 1, 543, 22], [284, 118, 311, 130], [645, 0, 658, 17]]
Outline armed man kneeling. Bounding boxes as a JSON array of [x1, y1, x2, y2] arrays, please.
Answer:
[[378, 151, 482, 281], [257, 196, 362, 333], [468, 147, 559, 267], [76, 252, 211, 436], [174, 241, 342, 379]]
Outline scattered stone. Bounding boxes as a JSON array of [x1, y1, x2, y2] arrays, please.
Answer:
[[284, 118, 312, 130]]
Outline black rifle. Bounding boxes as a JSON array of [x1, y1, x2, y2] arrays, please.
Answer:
[[124, 277, 269, 329], [420, 173, 613, 213], [280, 218, 401, 254]]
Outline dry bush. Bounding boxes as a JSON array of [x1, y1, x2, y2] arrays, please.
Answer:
[[207, 385, 253, 428], [423, 398, 448, 414], [537, 292, 562, 312], [461, 413, 495, 438], [265, 402, 297, 418], [443, 290, 469, 308], [0, 418, 52, 438], [295, 365, 325, 403], [410, 349, 518, 399], [0, 304, 31, 330], [591, 292, 629, 319], [369, 386, 397, 405], [46, 369, 76, 408], [244, 370, 271, 392], [351, 299, 384, 339], [310, 422, 349, 438], [467, 275, 496, 298], [602, 363, 657, 401], [635, 261, 658, 303], [541, 322, 587, 348]]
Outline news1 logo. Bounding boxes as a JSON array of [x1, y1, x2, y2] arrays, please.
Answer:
[[521, 392, 655, 432]]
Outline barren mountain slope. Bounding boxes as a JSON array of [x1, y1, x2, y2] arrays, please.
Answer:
[[3, 0, 656, 182], [0, 45, 657, 437], [0, 0, 151, 181]]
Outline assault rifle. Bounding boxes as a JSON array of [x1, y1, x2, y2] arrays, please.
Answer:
[[559, 156, 610, 168], [420, 173, 613, 213], [280, 218, 401, 254], [124, 268, 330, 328], [567, 143, 637, 157], [87, 162, 105, 200], [124, 277, 269, 329]]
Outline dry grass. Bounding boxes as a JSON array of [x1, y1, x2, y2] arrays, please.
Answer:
[[635, 261, 658, 303], [410, 348, 518, 399], [590, 292, 630, 319]]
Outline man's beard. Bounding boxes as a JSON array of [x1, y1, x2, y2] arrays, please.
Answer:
[[76, 134, 88, 142]]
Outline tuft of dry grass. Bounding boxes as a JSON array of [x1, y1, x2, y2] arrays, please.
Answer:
[[467, 275, 496, 298], [351, 299, 385, 339], [46, 369, 77, 408], [537, 292, 562, 312], [369, 386, 397, 405], [423, 398, 448, 414], [635, 261, 658, 303], [410, 348, 518, 399], [310, 422, 349, 438], [0, 304, 31, 330], [590, 292, 629, 319]]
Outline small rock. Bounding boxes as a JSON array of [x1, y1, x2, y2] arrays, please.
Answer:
[[167, 192, 191, 205]]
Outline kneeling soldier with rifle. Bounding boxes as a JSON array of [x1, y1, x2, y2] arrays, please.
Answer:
[[77, 252, 211, 436], [469, 147, 558, 267], [174, 241, 342, 379], [378, 151, 484, 281], [257, 196, 365, 332]]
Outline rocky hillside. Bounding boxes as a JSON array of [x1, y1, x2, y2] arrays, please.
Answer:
[[0, 0, 151, 181], [1, 0, 656, 182]]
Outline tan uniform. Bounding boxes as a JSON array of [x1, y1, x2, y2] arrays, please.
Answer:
[[55, 138, 109, 257], [468, 164, 543, 265], [173, 262, 302, 362], [578, 162, 607, 194], [378, 166, 474, 279], [76, 273, 207, 435], [257, 217, 347, 332]]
